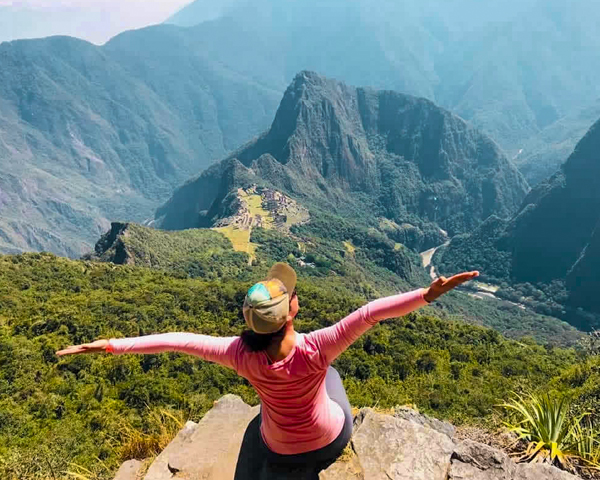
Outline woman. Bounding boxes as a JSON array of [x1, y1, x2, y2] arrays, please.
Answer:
[[57, 263, 478, 474]]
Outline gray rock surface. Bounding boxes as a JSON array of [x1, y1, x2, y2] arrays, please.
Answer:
[[143, 395, 259, 480], [516, 463, 580, 480], [350, 408, 454, 480], [393, 405, 455, 438], [449, 439, 517, 479], [113, 459, 143, 480], [111, 395, 582, 480]]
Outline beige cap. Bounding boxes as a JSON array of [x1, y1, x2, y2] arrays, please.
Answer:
[[242, 263, 297, 334]]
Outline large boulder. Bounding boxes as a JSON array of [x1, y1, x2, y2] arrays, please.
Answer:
[[143, 395, 259, 480], [393, 405, 455, 438], [449, 439, 517, 479], [447, 439, 579, 480], [516, 464, 581, 480], [112, 395, 581, 480], [343, 408, 455, 480]]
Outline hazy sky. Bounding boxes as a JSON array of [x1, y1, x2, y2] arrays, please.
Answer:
[[0, 0, 192, 44]]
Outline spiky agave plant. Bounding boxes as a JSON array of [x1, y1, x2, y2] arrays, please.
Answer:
[[499, 392, 584, 469], [572, 419, 600, 470]]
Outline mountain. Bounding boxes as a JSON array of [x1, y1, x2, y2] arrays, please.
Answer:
[[87, 222, 252, 280], [165, 0, 600, 161], [157, 72, 529, 251], [436, 117, 600, 323], [0, 33, 280, 256], [5, 0, 600, 257], [515, 100, 600, 185]]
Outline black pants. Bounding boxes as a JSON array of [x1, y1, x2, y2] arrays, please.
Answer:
[[234, 367, 353, 479]]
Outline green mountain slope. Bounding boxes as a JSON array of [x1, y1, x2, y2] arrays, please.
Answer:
[[0, 252, 592, 479], [0, 34, 280, 256], [88, 222, 252, 281], [157, 72, 529, 250]]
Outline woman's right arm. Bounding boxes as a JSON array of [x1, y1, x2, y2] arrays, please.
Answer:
[[56, 333, 242, 371]]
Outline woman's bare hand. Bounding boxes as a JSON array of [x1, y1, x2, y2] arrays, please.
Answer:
[[56, 339, 109, 356], [424, 271, 479, 303]]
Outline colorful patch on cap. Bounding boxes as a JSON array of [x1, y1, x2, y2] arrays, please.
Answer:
[[246, 279, 286, 306]]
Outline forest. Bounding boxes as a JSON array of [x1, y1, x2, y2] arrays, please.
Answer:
[[1, 253, 598, 479]]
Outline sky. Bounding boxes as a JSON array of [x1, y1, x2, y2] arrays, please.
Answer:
[[0, 0, 192, 44]]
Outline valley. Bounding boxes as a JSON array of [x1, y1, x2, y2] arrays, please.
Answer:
[[3, 0, 600, 256], [2, 1, 600, 478]]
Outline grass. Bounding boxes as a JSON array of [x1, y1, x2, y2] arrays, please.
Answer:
[[499, 392, 599, 472], [243, 192, 275, 229], [343, 241, 356, 255], [213, 226, 259, 261]]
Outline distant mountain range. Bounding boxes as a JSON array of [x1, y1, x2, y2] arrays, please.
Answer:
[[166, 0, 600, 167], [0, 34, 280, 256], [2, 0, 600, 256]]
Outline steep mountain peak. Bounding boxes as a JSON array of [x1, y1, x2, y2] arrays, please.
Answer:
[[436, 113, 600, 325], [158, 72, 528, 251], [235, 71, 373, 189]]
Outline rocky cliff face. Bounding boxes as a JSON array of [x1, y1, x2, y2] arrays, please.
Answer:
[[509, 118, 600, 284], [112, 395, 580, 480], [437, 116, 600, 318], [157, 72, 529, 251]]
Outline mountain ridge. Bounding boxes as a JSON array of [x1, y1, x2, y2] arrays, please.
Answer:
[[157, 71, 529, 252], [0, 33, 280, 256], [436, 116, 600, 325]]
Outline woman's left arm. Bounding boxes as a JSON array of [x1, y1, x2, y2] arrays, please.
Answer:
[[306, 271, 479, 366], [57, 333, 242, 371]]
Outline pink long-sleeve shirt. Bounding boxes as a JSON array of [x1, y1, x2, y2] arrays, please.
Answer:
[[108, 288, 427, 454]]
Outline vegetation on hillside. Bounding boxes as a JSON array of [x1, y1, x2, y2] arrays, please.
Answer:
[[90, 223, 252, 281], [0, 253, 597, 479], [89, 220, 582, 347]]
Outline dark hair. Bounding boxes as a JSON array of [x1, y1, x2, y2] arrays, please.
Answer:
[[240, 326, 286, 352]]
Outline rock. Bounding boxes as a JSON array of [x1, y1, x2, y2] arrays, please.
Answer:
[[143, 395, 259, 480], [449, 439, 516, 479], [113, 459, 143, 480], [349, 408, 455, 480], [516, 463, 581, 480], [448, 440, 582, 480], [138, 395, 582, 480], [393, 406, 455, 438]]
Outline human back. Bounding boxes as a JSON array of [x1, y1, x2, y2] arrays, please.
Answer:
[[235, 331, 346, 455]]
